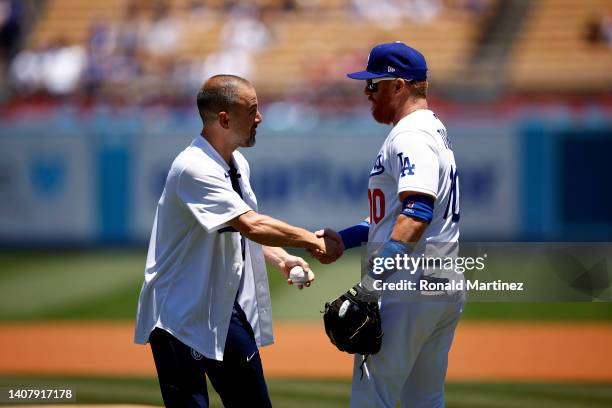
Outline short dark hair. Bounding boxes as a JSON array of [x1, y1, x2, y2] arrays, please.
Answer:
[[196, 75, 251, 124]]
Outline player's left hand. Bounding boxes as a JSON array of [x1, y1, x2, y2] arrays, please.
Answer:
[[278, 254, 314, 289]]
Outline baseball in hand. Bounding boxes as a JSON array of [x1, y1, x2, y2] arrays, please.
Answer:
[[289, 266, 314, 285]]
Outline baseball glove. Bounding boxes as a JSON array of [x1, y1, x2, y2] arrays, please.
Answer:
[[323, 284, 383, 355]]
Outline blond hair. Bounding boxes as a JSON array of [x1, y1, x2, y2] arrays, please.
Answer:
[[408, 80, 428, 99]]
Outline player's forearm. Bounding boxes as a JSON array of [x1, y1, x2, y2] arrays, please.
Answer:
[[229, 212, 320, 250], [247, 216, 319, 249], [389, 214, 428, 244]]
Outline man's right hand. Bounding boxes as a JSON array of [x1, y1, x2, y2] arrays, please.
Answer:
[[311, 228, 344, 264]]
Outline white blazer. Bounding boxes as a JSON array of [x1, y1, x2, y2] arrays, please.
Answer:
[[134, 136, 273, 361]]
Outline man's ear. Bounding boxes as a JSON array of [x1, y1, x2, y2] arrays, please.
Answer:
[[218, 111, 230, 129], [394, 79, 406, 94]]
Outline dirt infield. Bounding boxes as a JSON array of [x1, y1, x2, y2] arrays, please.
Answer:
[[0, 321, 611, 382]]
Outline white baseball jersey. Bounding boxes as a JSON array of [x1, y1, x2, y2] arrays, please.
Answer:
[[352, 109, 463, 408], [134, 136, 274, 361], [367, 109, 459, 246]]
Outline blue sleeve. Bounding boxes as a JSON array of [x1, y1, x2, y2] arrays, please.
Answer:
[[339, 221, 370, 250]]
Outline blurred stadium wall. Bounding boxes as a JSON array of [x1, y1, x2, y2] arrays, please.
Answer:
[[0, 0, 611, 246], [1, 110, 611, 245]]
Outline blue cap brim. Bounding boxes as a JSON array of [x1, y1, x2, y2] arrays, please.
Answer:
[[346, 70, 388, 80]]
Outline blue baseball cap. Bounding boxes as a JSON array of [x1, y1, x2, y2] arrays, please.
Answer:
[[347, 42, 427, 81]]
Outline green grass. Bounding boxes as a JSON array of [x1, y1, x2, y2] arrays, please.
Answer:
[[0, 375, 611, 407], [0, 250, 611, 321], [0, 250, 144, 320]]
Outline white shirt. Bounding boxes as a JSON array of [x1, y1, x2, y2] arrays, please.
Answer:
[[368, 109, 460, 247], [134, 136, 274, 361]]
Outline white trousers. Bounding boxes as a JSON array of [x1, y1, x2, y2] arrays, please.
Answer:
[[350, 298, 463, 408]]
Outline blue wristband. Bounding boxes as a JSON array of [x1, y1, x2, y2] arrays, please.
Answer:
[[339, 221, 370, 250], [377, 239, 412, 260], [368, 239, 413, 280], [401, 195, 434, 223]]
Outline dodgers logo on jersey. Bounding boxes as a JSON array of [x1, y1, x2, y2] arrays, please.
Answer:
[[370, 154, 385, 177], [397, 152, 415, 177]]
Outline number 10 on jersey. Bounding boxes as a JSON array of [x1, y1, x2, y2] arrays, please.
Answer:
[[368, 188, 385, 224], [444, 167, 460, 222]]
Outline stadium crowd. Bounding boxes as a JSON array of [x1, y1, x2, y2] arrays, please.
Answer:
[[3, 0, 494, 106]]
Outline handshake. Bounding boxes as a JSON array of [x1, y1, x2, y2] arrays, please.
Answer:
[[310, 228, 345, 264]]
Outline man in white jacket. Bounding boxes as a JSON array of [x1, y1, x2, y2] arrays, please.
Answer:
[[134, 74, 341, 408]]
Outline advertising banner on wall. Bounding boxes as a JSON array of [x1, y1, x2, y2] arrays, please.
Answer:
[[130, 132, 194, 239], [0, 117, 522, 245], [129, 122, 520, 241], [452, 125, 520, 238]]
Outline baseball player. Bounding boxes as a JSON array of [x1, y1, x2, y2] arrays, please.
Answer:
[[316, 42, 464, 407], [134, 75, 341, 408]]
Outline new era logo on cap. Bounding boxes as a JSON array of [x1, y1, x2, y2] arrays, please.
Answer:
[[347, 42, 427, 81]]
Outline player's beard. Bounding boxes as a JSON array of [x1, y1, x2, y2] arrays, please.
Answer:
[[368, 97, 393, 124], [370, 100, 393, 125]]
